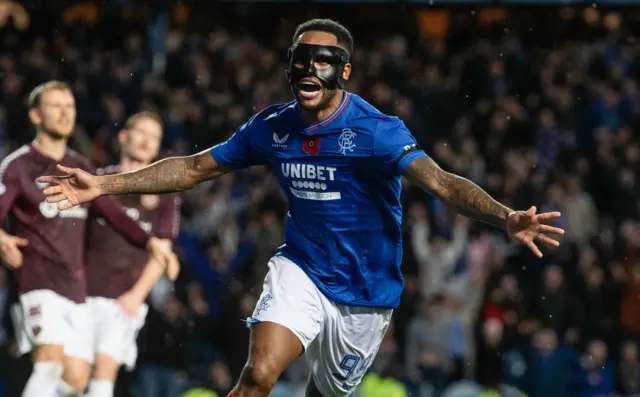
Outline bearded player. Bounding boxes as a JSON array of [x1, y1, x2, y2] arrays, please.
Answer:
[[39, 20, 565, 397], [83, 111, 180, 397], [0, 81, 178, 397]]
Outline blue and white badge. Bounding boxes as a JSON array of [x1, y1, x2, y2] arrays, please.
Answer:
[[338, 128, 356, 155]]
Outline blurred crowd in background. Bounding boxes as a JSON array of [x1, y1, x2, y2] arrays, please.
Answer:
[[3, 1, 640, 396]]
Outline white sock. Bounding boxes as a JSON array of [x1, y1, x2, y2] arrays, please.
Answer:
[[85, 379, 114, 397], [22, 361, 64, 397], [55, 380, 79, 397]]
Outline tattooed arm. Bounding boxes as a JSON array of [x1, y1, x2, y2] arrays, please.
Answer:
[[404, 156, 565, 257], [404, 156, 512, 229], [38, 149, 231, 209], [99, 150, 228, 195]]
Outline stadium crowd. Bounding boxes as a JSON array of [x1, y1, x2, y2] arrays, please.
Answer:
[[3, 1, 640, 397]]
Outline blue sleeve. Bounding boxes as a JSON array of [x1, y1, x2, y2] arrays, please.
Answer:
[[373, 117, 427, 175], [210, 115, 267, 169]]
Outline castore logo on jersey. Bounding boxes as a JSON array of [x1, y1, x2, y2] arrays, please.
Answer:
[[272, 133, 289, 148]]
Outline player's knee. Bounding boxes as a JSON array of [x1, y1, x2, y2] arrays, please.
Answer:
[[243, 355, 281, 391], [62, 363, 91, 392], [63, 371, 90, 393]]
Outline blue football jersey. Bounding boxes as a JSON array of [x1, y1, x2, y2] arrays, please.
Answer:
[[210, 92, 427, 309]]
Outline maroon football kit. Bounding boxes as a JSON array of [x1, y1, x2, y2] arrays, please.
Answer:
[[0, 145, 151, 303], [85, 164, 180, 299]]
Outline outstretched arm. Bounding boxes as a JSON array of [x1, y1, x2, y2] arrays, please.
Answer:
[[404, 156, 564, 257], [98, 150, 228, 196], [39, 149, 230, 210], [41, 112, 266, 207], [404, 156, 512, 229]]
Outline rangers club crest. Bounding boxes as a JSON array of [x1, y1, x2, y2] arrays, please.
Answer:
[[338, 128, 356, 155], [254, 293, 273, 317], [141, 195, 160, 210]]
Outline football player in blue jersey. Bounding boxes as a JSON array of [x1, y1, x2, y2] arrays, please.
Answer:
[[39, 19, 564, 397]]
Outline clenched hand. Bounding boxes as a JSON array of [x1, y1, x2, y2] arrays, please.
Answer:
[[147, 238, 180, 279]]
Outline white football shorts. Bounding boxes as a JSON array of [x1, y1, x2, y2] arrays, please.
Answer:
[[88, 296, 148, 370], [11, 289, 93, 362], [249, 256, 393, 397]]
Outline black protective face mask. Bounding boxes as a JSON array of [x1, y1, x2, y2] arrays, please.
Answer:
[[286, 43, 350, 91]]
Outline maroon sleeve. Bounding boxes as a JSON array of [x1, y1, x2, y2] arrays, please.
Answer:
[[92, 196, 151, 249], [0, 163, 20, 222], [156, 195, 181, 239]]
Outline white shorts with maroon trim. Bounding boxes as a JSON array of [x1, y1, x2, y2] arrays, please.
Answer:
[[10, 289, 93, 362], [88, 296, 148, 370], [248, 256, 393, 397]]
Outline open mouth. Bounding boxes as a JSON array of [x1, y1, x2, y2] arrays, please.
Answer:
[[297, 80, 322, 100]]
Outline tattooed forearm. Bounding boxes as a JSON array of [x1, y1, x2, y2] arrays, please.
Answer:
[[98, 153, 223, 196], [98, 157, 196, 195], [440, 174, 512, 229], [405, 157, 512, 229]]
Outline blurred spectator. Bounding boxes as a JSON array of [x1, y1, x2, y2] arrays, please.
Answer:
[[562, 175, 598, 248], [528, 329, 571, 397], [580, 265, 620, 344], [527, 265, 582, 345], [476, 318, 504, 389], [617, 340, 640, 396], [536, 108, 561, 170], [411, 210, 470, 300], [482, 273, 526, 346], [406, 295, 464, 396], [135, 296, 191, 397], [572, 340, 614, 397]]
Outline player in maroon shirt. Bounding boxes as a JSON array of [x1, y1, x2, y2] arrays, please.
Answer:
[[0, 81, 179, 397], [83, 111, 181, 397]]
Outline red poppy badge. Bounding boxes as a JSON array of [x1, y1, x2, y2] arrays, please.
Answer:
[[302, 136, 321, 155]]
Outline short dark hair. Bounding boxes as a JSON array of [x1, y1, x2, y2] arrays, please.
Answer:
[[28, 80, 72, 109], [293, 19, 354, 54]]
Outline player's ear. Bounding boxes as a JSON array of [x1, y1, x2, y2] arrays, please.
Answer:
[[117, 130, 128, 146], [342, 63, 351, 82], [28, 108, 42, 127]]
